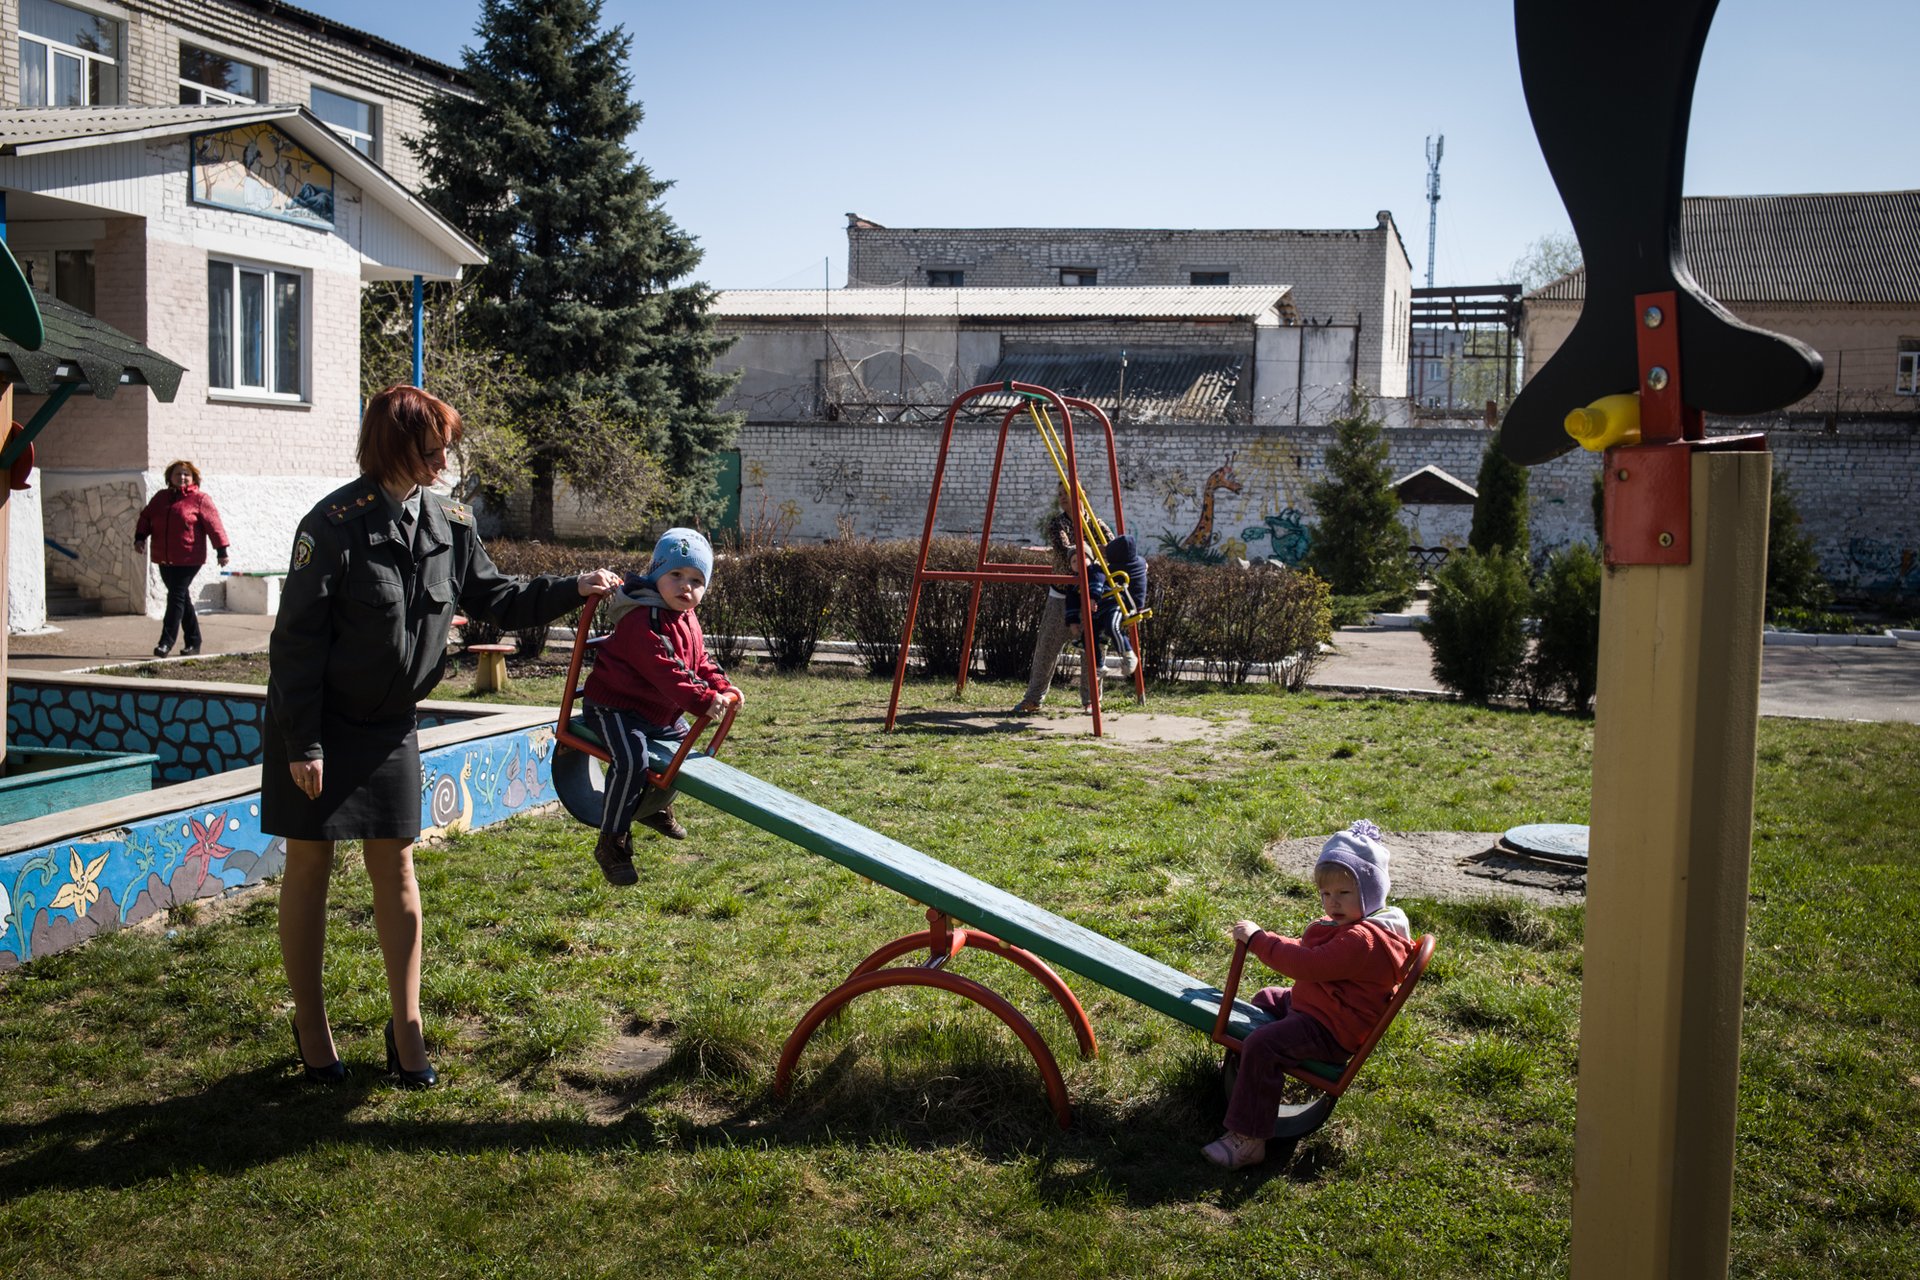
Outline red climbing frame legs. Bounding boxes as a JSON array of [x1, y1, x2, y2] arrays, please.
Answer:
[[774, 908, 1099, 1130]]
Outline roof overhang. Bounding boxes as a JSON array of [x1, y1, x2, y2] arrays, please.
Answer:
[[1393, 465, 1478, 505], [0, 105, 484, 282]]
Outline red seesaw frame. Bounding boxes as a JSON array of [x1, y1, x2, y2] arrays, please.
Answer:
[[553, 592, 739, 787], [774, 906, 1099, 1130]]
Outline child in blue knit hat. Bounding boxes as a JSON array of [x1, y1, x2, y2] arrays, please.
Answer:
[[1204, 820, 1414, 1169], [579, 528, 740, 884]]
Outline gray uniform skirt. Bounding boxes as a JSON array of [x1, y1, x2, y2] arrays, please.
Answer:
[[261, 710, 422, 841]]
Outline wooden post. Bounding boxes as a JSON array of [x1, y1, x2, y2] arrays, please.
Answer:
[[1571, 447, 1769, 1279], [469, 644, 513, 694]]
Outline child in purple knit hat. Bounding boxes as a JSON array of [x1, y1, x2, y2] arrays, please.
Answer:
[[1204, 820, 1415, 1170]]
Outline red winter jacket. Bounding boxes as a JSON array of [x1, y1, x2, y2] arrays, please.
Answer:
[[135, 485, 229, 567], [1247, 917, 1415, 1052], [582, 590, 733, 726]]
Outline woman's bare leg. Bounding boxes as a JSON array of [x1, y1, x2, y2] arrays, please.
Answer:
[[279, 838, 339, 1065], [363, 837, 429, 1071]]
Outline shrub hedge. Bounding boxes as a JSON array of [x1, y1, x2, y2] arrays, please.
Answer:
[[478, 537, 1332, 686]]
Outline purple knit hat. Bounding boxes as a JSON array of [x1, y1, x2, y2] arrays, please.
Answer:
[[1315, 820, 1392, 916]]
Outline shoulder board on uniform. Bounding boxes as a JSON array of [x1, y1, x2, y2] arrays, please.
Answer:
[[324, 488, 382, 524], [441, 498, 475, 527]]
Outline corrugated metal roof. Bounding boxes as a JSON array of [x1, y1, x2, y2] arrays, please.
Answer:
[[712, 285, 1295, 321], [971, 352, 1246, 423], [1528, 191, 1920, 304]]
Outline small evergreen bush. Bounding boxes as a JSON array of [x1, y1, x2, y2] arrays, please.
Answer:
[[1526, 543, 1602, 712], [1765, 467, 1833, 619], [1422, 547, 1532, 704], [1469, 442, 1530, 557], [1305, 409, 1416, 608]]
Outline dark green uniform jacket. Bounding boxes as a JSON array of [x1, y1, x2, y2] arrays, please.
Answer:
[[267, 477, 580, 759]]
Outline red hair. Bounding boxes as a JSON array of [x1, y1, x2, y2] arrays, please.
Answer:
[[164, 459, 202, 485], [356, 385, 463, 486]]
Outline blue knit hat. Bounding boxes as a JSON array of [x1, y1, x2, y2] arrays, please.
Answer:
[[643, 528, 714, 585], [1316, 820, 1393, 916]]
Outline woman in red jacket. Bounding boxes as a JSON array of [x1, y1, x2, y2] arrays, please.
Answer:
[[134, 459, 230, 657]]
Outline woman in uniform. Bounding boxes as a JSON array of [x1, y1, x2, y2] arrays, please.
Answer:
[[267, 385, 620, 1086]]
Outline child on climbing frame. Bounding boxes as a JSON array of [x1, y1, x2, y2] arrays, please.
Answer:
[[579, 528, 741, 885], [1203, 820, 1414, 1170]]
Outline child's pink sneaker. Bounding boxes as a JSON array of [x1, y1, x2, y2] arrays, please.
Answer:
[[1201, 1130, 1266, 1170]]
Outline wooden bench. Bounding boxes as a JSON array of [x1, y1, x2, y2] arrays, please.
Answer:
[[468, 643, 516, 693]]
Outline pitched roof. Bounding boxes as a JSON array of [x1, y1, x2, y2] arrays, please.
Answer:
[[1527, 191, 1920, 305], [0, 294, 183, 400], [712, 285, 1296, 321], [0, 105, 483, 275]]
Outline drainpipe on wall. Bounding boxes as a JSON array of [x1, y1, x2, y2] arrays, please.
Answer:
[[412, 274, 425, 388]]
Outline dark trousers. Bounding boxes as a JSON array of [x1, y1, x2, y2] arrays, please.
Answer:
[[156, 563, 203, 651], [583, 700, 688, 837], [1222, 987, 1351, 1138]]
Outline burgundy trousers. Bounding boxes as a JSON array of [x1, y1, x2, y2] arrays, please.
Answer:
[[1223, 986, 1350, 1139]]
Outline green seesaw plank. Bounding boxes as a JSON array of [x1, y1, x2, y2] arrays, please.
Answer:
[[659, 749, 1269, 1041]]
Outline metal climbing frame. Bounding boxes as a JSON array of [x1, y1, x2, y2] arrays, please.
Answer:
[[883, 380, 1147, 738]]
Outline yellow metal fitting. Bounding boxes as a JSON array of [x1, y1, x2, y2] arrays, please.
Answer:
[[1564, 393, 1642, 452]]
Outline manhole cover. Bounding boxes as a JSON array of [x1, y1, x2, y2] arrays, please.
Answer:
[[1500, 823, 1590, 865]]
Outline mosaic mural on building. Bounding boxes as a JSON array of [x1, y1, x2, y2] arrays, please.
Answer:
[[191, 123, 336, 227], [0, 724, 560, 969]]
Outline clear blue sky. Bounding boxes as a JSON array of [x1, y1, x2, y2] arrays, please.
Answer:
[[312, 0, 1913, 290]]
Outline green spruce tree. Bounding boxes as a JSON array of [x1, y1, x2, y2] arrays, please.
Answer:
[[1305, 409, 1416, 608], [413, 0, 737, 535], [1468, 439, 1531, 557], [1765, 466, 1832, 618]]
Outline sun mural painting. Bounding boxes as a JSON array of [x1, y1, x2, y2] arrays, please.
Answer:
[[191, 123, 335, 228]]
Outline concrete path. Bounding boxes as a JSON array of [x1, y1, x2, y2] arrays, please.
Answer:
[[8, 611, 1920, 724]]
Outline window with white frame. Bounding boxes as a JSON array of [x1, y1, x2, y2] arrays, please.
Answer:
[[207, 259, 304, 398], [310, 86, 375, 157], [1898, 343, 1920, 396], [18, 0, 121, 107], [179, 45, 259, 105]]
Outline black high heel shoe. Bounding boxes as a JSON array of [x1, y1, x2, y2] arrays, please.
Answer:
[[291, 1016, 347, 1084], [384, 1019, 438, 1089]]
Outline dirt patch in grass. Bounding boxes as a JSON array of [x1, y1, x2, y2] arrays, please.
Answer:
[[895, 707, 1247, 747], [1266, 830, 1586, 907], [556, 1023, 676, 1123]]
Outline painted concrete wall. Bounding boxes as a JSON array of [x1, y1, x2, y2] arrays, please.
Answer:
[[0, 685, 560, 970], [736, 416, 1919, 593], [738, 418, 1607, 560]]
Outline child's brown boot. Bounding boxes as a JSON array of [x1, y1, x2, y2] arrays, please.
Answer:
[[638, 806, 688, 841], [592, 830, 638, 885]]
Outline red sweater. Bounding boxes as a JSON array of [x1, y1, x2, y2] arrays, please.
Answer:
[[135, 485, 229, 567], [582, 597, 733, 726], [1248, 918, 1415, 1052]]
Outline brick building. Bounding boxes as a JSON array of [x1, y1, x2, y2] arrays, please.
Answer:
[[0, 0, 481, 628], [842, 212, 1413, 398]]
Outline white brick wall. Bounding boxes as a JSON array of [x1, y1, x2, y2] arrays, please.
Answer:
[[736, 416, 1920, 595]]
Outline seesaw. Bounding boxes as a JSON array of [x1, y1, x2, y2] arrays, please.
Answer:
[[550, 600, 1431, 1131]]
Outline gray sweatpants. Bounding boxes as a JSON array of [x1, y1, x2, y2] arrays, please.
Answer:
[[1022, 591, 1095, 707]]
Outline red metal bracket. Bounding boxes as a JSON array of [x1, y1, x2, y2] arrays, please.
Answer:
[[774, 908, 1099, 1129], [1605, 291, 1701, 566]]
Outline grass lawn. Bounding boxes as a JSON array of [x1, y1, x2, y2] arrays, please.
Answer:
[[1, 666, 1915, 1278]]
